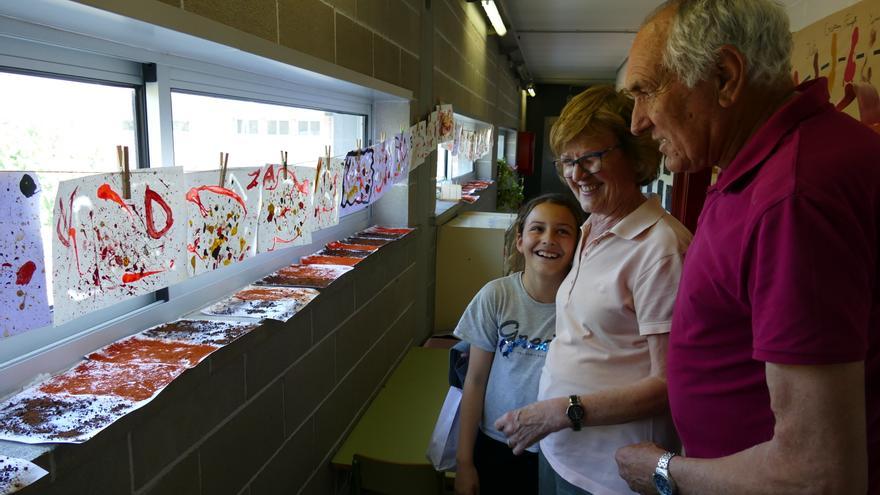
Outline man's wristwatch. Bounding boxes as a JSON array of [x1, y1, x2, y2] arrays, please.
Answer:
[[653, 451, 678, 495], [565, 395, 584, 431]]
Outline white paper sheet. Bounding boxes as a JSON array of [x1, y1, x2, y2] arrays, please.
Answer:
[[0, 389, 136, 444], [313, 157, 342, 230], [370, 141, 392, 203], [52, 168, 185, 326], [184, 167, 261, 276], [0, 172, 51, 338], [256, 164, 313, 253], [201, 285, 319, 322], [0, 454, 48, 493], [339, 149, 374, 215], [437, 104, 455, 144]]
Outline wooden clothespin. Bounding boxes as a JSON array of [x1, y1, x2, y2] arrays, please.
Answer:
[[380, 131, 387, 143], [219, 152, 229, 187], [281, 151, 288, 179], [356, 139, 362, 158], [117, 145, 131, 199]]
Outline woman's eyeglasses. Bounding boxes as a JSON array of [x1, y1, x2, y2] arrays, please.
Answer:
[[554, 144, 619, 178]]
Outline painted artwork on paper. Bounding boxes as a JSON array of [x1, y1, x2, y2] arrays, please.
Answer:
[[140, 319, 259, 347], [437, 104, 455, 143], [791, 0, 880, 121], [0, 172, 51, 338], [184, 167, 260, 276], [411, 121, 428, 169], [426, 111, 438, 150], [313, 157, 343, 230], [391, 131, 411, 182], [340, 149, 374, 215], [39, 359, 186, 403], [201, 285, 319, 322], [52, 168, 185, 326], [0, 389, 136, 444], [256, 263, 352, 289], [370, 141, 392, 202], [0, 454, 49, 492], [257, 163, 313, 253]]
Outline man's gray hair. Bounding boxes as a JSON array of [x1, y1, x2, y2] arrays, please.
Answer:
[[652, 0, 793, 88]]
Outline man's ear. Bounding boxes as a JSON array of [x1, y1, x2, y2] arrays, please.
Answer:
[[715, 45, 747, 108]]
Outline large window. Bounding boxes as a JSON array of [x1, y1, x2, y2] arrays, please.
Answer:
[[0, 70, 142, 304], [171, 91, 365, 170]]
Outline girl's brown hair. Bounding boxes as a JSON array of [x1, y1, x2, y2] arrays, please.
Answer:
[[503, 193, 586, 275]]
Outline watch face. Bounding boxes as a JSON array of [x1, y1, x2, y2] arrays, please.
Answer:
[[567, 405, 584, 421], [653, 473, 673, 495]]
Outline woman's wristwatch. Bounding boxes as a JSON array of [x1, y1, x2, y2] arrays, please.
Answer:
[[653, 451, 678, 495], [565, 395, 584, 431]]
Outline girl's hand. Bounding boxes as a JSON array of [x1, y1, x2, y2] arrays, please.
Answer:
[[454, 462, 479, 495], [493, 397, 569, 455]]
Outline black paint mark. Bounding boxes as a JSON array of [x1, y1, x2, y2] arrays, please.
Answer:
[[838, 57, 847, 62], [874, 49, 880, 55], [19, 174, 37, 198], [821, 62, 831, 70], [857, 53, 865, 59]]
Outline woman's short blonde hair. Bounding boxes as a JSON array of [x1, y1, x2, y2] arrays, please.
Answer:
[[550, 85, 661, 186]]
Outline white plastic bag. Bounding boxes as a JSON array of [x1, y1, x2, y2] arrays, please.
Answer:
[[426, 386, 462, 471]]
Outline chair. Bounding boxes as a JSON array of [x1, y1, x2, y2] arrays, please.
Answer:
[[351, 454, 446, 495]]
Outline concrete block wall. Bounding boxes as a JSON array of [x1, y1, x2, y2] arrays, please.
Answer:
[[21, 235, 418, 495], [155, 0, 422, 97], [433, 0, 520, 129]]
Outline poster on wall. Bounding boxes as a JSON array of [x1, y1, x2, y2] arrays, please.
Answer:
[[184, 167, 261, 276], [313, 157, 343, 230], [256, 163, 313, 253], [52, 167, 185, 326], [0, 171, 51, 338], [791, 0, 880, 123], [340, 148, 375, 215]]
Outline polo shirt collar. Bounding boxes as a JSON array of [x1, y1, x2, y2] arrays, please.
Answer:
[[608, 196, 666, 240], [714, 78, 831, 192]]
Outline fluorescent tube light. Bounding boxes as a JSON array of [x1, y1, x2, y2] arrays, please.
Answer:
[[481, 1, 507, 37], [527, 84, 536, 97]]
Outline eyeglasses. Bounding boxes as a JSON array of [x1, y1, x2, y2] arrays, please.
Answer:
[[554, 144, 619, 178]]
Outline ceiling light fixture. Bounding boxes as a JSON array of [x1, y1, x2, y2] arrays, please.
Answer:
[[526, 83, 536, 98], [481, 1, 507, 37]]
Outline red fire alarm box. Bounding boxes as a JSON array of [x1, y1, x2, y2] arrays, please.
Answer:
[[515, 131, 536, 176]]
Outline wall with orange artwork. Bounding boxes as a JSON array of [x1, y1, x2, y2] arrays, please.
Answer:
[[791, 0, 880, 121]]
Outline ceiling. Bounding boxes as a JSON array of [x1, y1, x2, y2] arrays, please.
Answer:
[[497, 0, 805, 86]]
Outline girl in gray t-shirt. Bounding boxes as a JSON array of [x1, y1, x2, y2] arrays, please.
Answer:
[[454, 194, 584, 495]]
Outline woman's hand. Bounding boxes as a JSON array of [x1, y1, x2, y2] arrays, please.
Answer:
[[454, 461, 480, 495], [493, 397, 569, 455]]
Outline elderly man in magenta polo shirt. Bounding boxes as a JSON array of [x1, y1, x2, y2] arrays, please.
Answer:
[[614, 0, 880, 494]]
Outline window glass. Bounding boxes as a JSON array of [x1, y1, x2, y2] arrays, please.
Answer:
[[171, 91, 366, 171], [451, 152, 473, 178], [0, 71, 140, 305], [436, 147, 448, 181]]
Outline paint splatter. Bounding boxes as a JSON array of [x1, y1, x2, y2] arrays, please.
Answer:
[[144, 186, 173, 240], [18, 174, 37, 198], [15, 261, 36, 285], [96, 183, 133, 216]]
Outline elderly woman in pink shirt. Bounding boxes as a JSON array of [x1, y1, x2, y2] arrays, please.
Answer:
[[495, 85, 691, 495]]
